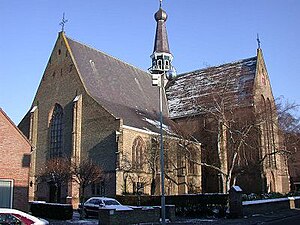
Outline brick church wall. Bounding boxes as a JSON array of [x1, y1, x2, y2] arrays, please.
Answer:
[[18, 33, 122, 203]]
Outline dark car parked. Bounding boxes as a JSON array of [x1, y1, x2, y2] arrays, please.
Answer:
[[80, 197, 132, 218]]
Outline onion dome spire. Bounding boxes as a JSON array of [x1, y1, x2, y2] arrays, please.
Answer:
[[149, 0, 176, 82], [153, 0, 170, 54]]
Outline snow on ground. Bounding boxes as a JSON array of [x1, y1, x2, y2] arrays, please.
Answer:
[[48, 212, 98, 225]]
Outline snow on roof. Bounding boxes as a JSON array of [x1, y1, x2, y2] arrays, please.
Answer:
[[166, 57, 257, 119]]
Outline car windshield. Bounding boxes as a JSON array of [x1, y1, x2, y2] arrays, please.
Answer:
[[104, 200, 120, 206]]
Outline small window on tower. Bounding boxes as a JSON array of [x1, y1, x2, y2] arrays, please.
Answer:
[[165, 60, 170, 70], [58, 49, 61, 55], [158, 59, 162, 70]]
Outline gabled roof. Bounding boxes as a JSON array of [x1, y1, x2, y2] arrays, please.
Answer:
[[0, 108, 31, 146], [166, 57, 257, 119], [65, 35, 170, 133]]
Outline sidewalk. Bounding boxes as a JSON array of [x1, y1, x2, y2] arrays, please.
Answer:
[[48, 209, 300, 225]]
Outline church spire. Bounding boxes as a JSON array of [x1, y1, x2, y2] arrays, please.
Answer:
[[149, 0, 176, 81], [153, 0, 170, 54]]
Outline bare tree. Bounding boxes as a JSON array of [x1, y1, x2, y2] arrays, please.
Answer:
[[276, 97, 300, 154], [71, 158, 103, 205], [168, 75, 293, 193], [119, 134, 201, 196], [144, 137, 160, 195], [38, 157, 71, 202], [276, 97, 300, 190]]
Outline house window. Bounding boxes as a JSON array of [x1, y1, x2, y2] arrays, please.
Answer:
[[132, 136, 145, 170], [49, 104, 63, 158]]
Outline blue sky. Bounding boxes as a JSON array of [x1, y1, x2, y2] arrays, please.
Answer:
[[1, 0, 299, 124]]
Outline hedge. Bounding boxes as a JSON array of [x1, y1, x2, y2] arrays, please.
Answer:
[[116, 193, 228, 217], [30, 202, 73, 220]]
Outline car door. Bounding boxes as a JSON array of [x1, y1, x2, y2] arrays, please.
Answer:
[[85, 199, 101, 217]]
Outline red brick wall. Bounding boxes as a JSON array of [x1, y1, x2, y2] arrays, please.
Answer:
[[0, 109, 31, 211]]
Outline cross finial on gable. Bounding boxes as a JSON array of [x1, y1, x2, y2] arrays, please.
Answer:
[[59, 13, 68, 32], [256, 33, 261, 49]]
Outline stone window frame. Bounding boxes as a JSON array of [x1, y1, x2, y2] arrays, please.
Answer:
[[49, 103, 64, 158], [260, 95, 276, 168], [132, 136, 145, 170]]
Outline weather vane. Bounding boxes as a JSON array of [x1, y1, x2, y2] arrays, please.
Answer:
[[59, 13, 68, 32], [256, 33, 261, 49]]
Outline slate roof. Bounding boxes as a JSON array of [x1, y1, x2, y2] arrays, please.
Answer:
[[166, 57, 257, 119], [66, 36, 170, 134]]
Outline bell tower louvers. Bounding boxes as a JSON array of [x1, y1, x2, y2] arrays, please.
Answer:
[[149, 0, 176, 82]]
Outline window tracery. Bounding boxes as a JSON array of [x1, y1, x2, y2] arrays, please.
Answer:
[[132, 136, 145, 170], [49, 104, 64, 158]]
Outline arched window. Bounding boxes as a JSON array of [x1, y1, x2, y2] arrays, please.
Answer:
[[267, 98, 276, 167], [189, 151, 197, 174], [132, 136, 145, 170], [49, 104, 64, 158], [261, 96, 270, 166], [165, 60, 170, 70], [157, 59, 163, 70], [261, 95, 276, 168]]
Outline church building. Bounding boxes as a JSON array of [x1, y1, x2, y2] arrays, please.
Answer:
[[18, 1, 289, 207], [18, 2, 201, 207], [166, 48, 290, 194]]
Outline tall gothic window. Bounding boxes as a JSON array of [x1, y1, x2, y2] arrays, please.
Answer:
[[132, 136, 145, 170], [267, 99, 276, 167], [50, 104, 64, 158], [261, 95, 276, 168], [188, 146, 198, 174]]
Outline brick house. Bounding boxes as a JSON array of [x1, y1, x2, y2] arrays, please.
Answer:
[[0, 108, 31, 211]]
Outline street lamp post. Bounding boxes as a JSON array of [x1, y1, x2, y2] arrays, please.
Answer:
[[158, 72, 166, 225], [151, 68, 175, 224], [150, 1, 176, 223], [150, 70, 167, 224]]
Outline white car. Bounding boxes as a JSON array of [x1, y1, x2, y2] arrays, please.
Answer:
[[81, 197, 133, 218], [0, 208, 49, 225]]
